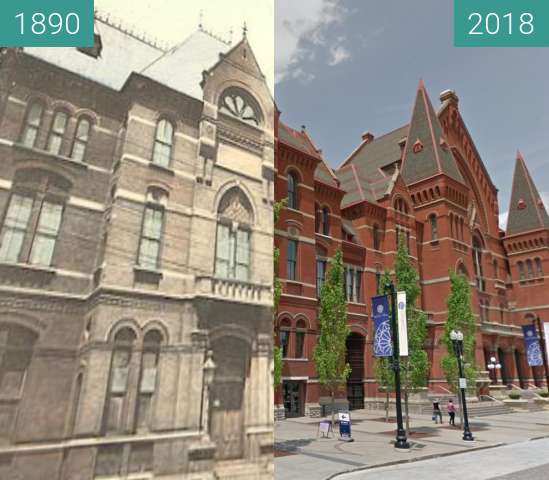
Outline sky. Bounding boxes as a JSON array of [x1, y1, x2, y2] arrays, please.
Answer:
[[275, 0, 549, 229], [95, 0, 274, 93]]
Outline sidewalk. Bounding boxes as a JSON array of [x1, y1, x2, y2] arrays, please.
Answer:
[[274, 409, 549, 480]]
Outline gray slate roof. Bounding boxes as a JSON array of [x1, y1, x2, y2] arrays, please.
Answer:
[[401, 82, 464, 185], [506, 152, 549, 235], [24, 19, 230, 100], [336, 125, 407, 207]]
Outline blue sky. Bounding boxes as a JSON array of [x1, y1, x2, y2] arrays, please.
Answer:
[[275, 0, 549, 227]]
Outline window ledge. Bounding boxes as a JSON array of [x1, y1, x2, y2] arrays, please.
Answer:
[[284, 357, 309, 362], [149, 162, 175, 175], [0, 261, 56, 275], [14, 143, 89, 170], [285, 279, 304, 286]]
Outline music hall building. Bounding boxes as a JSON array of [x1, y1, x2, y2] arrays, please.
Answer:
[[274, 81, 549, 418], [0, 15, 274, 480]]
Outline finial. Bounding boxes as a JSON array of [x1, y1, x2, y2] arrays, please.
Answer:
[[242, 21, 248, 37], [229, 26, 233, 45], [199, 9, 203, 30]]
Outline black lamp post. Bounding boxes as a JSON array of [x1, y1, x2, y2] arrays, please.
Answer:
[[385, 281, 410, 450], [450, 330, 474, 442]]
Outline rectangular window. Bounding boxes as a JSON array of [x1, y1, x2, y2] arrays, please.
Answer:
[[47, 112, 69, 155], [138, 207, 163, 269], [295, 331, 305, 358], [316, 259, 326, 297], [215, 224, 250, 280], [287, 240, 297, 280], [29, 201, 63, 266], [235, 229, 250, 281], [345, 268, 354, 302], [0, 194, 33, 263], [21, 103, 43, 148], [354, 270, 362, 303], [280, 330, 289, 358]]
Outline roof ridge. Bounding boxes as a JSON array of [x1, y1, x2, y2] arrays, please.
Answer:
[[517, 151, 545, 226]]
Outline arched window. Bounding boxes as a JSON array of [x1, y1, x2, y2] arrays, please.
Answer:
[[526, 259, 534, 278], [137, 200, 165, 270], [152, 119, 174, 167], [295, 319, 307, 359], [47, 111, 69, 155], [21, 101, 44, 148], [518, 261, 525, 280], [472, 235, 484, 291], [70, 117, 91, 162], [104, 327, 137, 434], [373, 224, 381, 250], [316, 256, 327, 297], [279, 319, 291, 358], [535, 258, 543, 277], [287, 171, 299, 210], [321, 207, 330, 236], [215, 188, 253, 281], [219, 88, 261, 127], [429, 214, 438, 241], [287, 239, 298, 281], [314, 203, 320, 233], [136, 330, 162, 431]]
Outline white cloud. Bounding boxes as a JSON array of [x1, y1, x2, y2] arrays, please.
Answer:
[[499, 211, 508, 230], [328, 45, 350, 66], [275, 0, 347, 83]]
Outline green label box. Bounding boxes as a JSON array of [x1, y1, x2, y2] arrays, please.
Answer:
[[0, 0, 94, 47], [455, 0, 549, 47]]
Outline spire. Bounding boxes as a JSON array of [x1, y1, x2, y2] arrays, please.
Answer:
[[198, 9, 203, 30], [506, 151, 549, 235], [242, 21, 248, 38], [401, 81, 464, 185]]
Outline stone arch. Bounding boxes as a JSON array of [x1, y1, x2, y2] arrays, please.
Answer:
[[214, 180, 256, 225], [142, 320, 169, 344], [107, 319, 141, 342]]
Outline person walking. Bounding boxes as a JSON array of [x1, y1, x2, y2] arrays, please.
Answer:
[[447, 399, 456, 426], [432, 399, 443, 424]]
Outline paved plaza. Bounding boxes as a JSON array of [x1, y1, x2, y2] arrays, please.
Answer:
[[274, 409, 549, 480]]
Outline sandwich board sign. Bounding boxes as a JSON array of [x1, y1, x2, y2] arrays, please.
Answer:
[[338, 412, 353, 441]]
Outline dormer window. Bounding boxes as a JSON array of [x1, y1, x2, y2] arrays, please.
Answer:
[[77, 33, 103, 59], [219, 88, 261, 127]]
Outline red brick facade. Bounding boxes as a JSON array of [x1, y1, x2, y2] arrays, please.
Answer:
[[274, 83, 549, 418]]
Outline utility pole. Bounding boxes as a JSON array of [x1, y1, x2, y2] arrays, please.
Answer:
[[385, 281, 409, 450]]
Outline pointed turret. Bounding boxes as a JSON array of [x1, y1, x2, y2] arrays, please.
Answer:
[[401, 81, 463, 185], [506, 151, 549, 235]]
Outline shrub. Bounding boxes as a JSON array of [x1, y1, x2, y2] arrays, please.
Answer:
[[508, 392, 521, 400], [539, 391, 549, 398]]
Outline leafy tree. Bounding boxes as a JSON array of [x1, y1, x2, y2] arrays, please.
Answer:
[[273, 199, 287, 388], [441, 271, 478, 422], [314, 249, 351, 430], [394, 233, 429, 433]]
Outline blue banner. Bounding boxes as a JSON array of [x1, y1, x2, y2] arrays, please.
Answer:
[[522, 324, 543, 367], [372, 295, 393, 357]]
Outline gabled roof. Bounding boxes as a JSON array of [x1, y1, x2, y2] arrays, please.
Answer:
[[140, 29, 231, 99], [336, 125, 407, 206], [24, 18, 163, 91], [506, 151, 549, 235], [401, 81, 464, 185]]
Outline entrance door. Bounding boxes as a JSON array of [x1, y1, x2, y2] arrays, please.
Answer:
[[514, 349, 526, 389], [346, 333, 365, 410], [283, 381, 303, 417], [209, 336, 250, 460]]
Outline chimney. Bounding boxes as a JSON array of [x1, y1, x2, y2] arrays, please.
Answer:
[[398, 136, 407, 153], [361, 131, 374, 144], [440, 89, 459, 106]]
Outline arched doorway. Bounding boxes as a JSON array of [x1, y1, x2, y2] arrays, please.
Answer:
[[498, 347, 510, 386], [346, 333, 365, 410], [514, 349, 526, 389]]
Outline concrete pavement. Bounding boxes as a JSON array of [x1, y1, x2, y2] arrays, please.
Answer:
[[274, 409, 549, 480]]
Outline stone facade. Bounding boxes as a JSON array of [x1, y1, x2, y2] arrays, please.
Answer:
[[274, 82, 549, 418], [0, 18, 273, 480]]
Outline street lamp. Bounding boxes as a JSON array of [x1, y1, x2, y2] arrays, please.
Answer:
[[384, 281, 410, 450], [450, 330, 474, 442], [199, 350, 216, 436], [487, 356, 501, 384]]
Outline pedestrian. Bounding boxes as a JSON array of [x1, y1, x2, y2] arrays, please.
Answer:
[[447, 399, 456, 426], [432, 399, 443, 424]]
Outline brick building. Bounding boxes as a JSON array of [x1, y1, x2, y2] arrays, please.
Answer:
[[274, 81, 549, 418], [0, 16, 273, 480]]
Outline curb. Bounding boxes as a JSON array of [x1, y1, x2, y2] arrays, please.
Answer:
[[324, 442, 506, 479]]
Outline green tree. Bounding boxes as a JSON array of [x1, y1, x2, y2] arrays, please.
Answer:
[[273, 199, 287, 388], [441, 271, 478, 420], [394, 233, 429, 433], [314, 249, 351, 430]]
